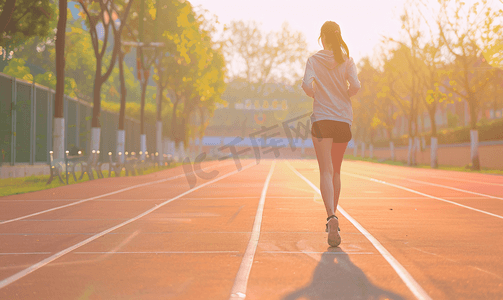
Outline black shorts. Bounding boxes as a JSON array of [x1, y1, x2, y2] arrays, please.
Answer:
[[311, 120, 352, 143]]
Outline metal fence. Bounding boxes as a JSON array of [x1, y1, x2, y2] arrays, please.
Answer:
[[0, 72, 157, 166]]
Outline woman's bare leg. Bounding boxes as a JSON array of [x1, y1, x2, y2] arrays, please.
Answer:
[[331, 142, 348, 214], [312, 136, 335, 217]]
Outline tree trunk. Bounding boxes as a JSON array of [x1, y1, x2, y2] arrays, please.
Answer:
[[407, 137, 413, 166], [469, 97, 478, 130], [181, 116, 188, 147], [54, 0, 67, 119], [430, 136, 438, 169], [171, 97, 179, 142], [116, 50, 126, 163], [0, 0, 16, 36], [140, 80, 147, 135], [199, 106, 205, 154], [408, 117, 414, 139], [156, 76, 163, 122], [91, 63, 102, 128], [470, 129, 480, 170], [156, 82, 164, 163], [429, 107, 437, 137], [118, 50, 126, 131], [53, 0, 67, 161]]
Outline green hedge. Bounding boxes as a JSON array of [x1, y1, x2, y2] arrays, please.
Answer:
[[373, 118, 503, 148]]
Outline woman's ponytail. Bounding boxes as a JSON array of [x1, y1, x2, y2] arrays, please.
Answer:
[[319, 21, 350, 64]]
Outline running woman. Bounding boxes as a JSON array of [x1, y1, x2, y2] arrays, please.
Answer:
[[301, 21, 361, 247]]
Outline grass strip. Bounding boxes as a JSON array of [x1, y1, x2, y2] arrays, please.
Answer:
[[301, 154, 502, 175], [342, 154, 503, 176], [0, 162, 189, 197]]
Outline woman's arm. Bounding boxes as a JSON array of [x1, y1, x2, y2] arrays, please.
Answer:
[[346, 58, 361, 97], [302, 79, 315, 98], [301, 58, 316, 98]]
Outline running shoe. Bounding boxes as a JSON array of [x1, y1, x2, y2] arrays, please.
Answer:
[[326, 215, 341, 247]]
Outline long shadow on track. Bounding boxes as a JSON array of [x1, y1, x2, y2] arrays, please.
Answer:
[[282, 249, 406, 300]]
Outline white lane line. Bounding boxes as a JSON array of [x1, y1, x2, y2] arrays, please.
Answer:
[[229, 160, 276, 300], [262, 251, 375, 254], [349, 167, 503, 201], [0, 200, 77, 202], [18, 219, 128, 222], [286, 161, 432, 300], [348, 161, 503, 187], [73, 251, 239, 254], [0, 162, 257, 290], [403, 177, 503, 201], [342, 172, 503, 220], [182, 196, 260, 200], [0, 161, 232, 225], [0, 253, 51, 255], [416, 174, 503, 187]]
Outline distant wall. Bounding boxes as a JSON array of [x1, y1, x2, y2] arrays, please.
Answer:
[[364, 141, 503, 170]]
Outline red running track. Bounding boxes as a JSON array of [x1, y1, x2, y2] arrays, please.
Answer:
[[0, 158, 502, 299]]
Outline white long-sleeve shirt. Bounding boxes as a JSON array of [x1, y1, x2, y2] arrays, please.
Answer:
[[301, 50, 361, 126]]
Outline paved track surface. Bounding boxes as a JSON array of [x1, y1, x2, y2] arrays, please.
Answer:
[[1, 158, 502, 299]]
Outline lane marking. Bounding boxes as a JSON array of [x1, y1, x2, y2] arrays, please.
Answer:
[[0, 200, 77, 202], [349, 162, 503, 187], [0, 253, 51, 255], [415, 174, 503, 187], [348, 167, 503, 201], [342, 172, 503, 220], [410, 247, 503, 280], [17, 219, 128, 222], [262, 251, 374, 254], [402, 178, 503, 201], [0, 161, 233, 225], [0, 162, 257, 290], [229, 160, 276, 300], [73, 251, 239, 254], [0, 231, 364, 236], [286, 161, 432, 300]]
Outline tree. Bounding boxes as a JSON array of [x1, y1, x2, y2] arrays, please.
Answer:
[[52, 0, 68, 160], [353, 58, 378, 149], [77, 0, 133, 150], [435, 0, 501, 169], [222, 20, 308, 87], [384, 5, 431, 165], [0, 0, 54, 51], [378, 43, 422, 165], [374, 73, 399, 145], [163, 2, 217, 148]]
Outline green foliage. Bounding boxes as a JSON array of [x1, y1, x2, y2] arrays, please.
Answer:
[[447, 111, 460, 128], [373, 118, 503, 147], [0, 0, 56, 50], [344, 154, 503, 175], [3, 0, 227, 147], [2, 57, 32, 81], [0, 163, 187, 197], [34, 71, 78, 98]]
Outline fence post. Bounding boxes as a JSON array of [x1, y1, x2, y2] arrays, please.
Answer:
[[11, 76, 16, 166], [47, 90, 52, 164], [76, 100, 80, 148], [30, 80, 36, 165], [64, 95, 68, 157], [430, 137, 438, 168], [390, 141, 395, 161]]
